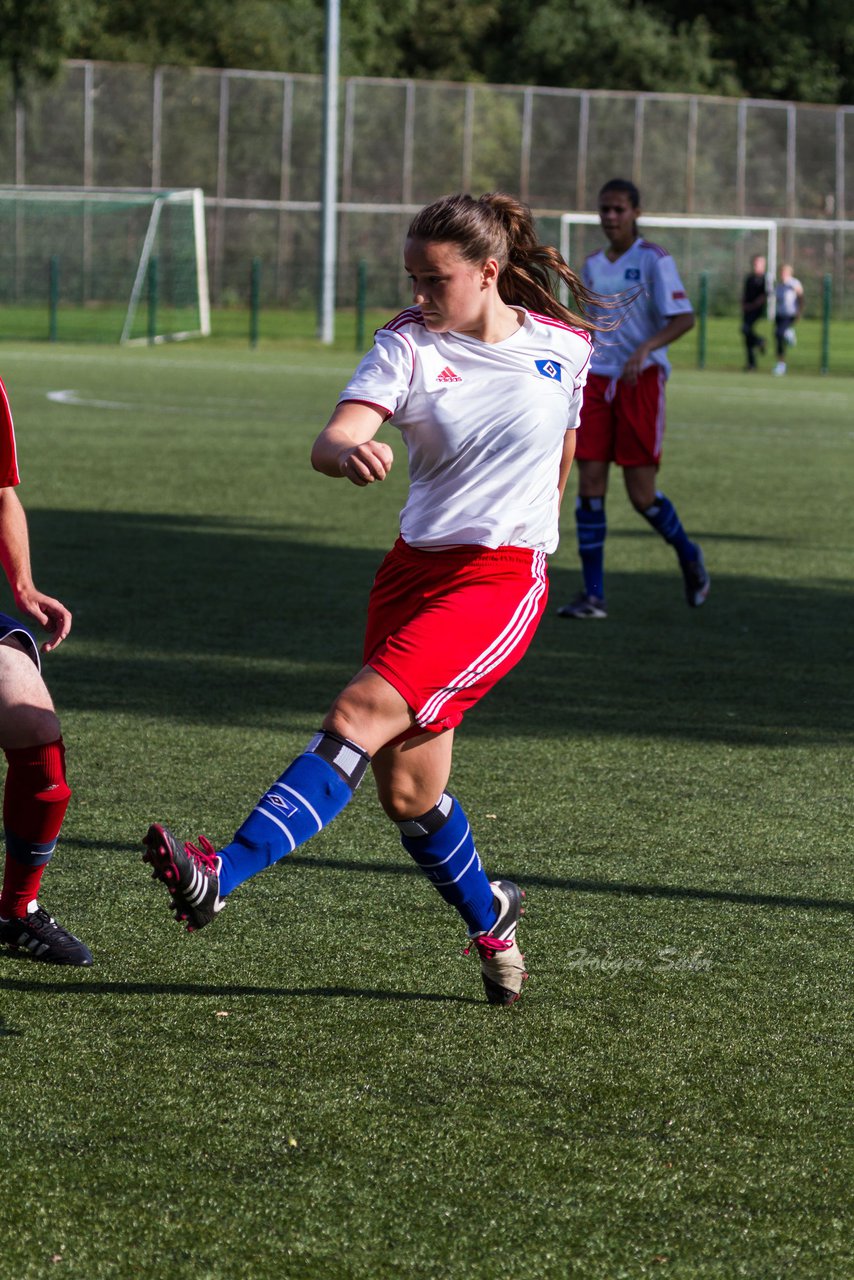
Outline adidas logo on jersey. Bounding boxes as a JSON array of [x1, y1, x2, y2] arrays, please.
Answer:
[[437, 366, 462, 383]]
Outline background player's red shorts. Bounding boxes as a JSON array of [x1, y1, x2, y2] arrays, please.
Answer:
[[363, 538, 548, 734], [575, 365, 667, 467]]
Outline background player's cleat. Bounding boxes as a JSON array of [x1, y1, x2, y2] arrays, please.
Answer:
[[681, 546, 711, 608], [0, 905, 93, 965], [466, 880, 527, 1005], [557, 592, 607, 620], [142, 823, 225, 932], [773, 360, 787, 375]]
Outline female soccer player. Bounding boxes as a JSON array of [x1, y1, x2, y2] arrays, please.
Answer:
[[0, 377, 91, 966], [557, 178, 709, 620], [142, 192, 597, 1005]]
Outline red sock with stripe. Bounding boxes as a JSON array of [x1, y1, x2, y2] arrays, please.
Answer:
[[0, 739, 71, 919]]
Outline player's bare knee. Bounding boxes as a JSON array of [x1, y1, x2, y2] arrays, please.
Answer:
[[321, 693, 370, 746], [0, 705, 61, 751]]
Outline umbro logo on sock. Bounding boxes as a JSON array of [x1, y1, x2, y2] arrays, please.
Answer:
[[437, 366, 462, 383]]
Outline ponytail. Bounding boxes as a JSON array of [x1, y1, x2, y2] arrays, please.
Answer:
[[408, 191, 619, 332]]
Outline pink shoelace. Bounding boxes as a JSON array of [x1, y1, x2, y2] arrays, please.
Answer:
[[184, 834, 219, 872], [463, 934, 515, 961]]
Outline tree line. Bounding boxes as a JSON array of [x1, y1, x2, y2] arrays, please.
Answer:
[[2, 0, 853, 104]]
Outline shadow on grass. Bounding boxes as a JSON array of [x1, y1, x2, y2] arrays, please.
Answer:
[[285, 855, 854, 914], [0, 973, 479, 1003], [61, 839, 854, 915], [21, 507, 853, 745]]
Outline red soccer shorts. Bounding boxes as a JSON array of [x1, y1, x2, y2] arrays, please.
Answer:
[[363, 538, 548, 734], [575, 366, 667, 467]]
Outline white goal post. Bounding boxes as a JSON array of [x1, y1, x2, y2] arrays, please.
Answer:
[[122, 188, 211, 344], [558, 212, 778, 314], [0, 186, 211, 344]]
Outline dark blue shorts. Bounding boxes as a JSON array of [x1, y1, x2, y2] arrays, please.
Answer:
[[0, 612, 40, 671]]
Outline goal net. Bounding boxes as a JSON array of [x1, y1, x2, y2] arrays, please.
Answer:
[[0, 187, 211, 344], [557, 213, 778, 316]]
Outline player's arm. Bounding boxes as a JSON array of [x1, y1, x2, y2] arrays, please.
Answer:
[[0, 485, 71, 652], [311, 400, 394, 486], [557, 429, 577, 509]]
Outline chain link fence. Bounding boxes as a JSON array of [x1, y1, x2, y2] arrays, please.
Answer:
[[2, 60, 853, 317]]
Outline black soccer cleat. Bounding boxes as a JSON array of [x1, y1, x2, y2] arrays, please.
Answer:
[[142, 822, 226, 932], [0, 906, 93, 966], [466, 880, 527, 1006]]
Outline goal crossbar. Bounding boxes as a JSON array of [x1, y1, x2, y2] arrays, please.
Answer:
[[559, 212, 778, 309]]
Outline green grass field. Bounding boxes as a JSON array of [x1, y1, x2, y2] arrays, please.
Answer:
[[0, 337, 851, 1279], [2, 300, 854, 378]]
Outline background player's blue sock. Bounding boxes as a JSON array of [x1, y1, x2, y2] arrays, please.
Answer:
[[398, 793, 497, 934], [641, 491, 696, 564], [217, 732, 369, 895], [575, 496, 606, 598]]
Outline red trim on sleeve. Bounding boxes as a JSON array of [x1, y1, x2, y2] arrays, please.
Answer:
[[338, 398, 394, 420]]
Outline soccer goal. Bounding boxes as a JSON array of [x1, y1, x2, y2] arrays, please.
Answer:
[[558, 212, 778, 315], [0, 186, 211, 343]]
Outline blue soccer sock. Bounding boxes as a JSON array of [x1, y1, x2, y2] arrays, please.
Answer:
[[398, 793, 497, 935], [217, 731, 370, 896], [641, 491, 696, 565], [575, 496, 606, 598]]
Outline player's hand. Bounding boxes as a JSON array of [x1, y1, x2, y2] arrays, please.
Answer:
[[14, 589, 72, 653], [621, 344, 650, 385], [338, 441, 394, 486]]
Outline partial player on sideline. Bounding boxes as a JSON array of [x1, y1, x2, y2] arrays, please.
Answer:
[[142, 191, 603, 1005], [557, 178, 709, 620], [0, 376, 91, 966]]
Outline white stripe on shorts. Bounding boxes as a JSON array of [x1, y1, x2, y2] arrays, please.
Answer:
[[415, 550, 547, 727]]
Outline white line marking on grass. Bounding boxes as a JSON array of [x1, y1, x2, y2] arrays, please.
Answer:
[[47, 388, 202, 413], [46, 389, 289, 414], [48, 389, 138, 410]]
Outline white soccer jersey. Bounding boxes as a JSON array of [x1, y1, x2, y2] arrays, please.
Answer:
[[339, 307, 592, 552], [775, 277, 803, 319], [582, 238, 693, 378]]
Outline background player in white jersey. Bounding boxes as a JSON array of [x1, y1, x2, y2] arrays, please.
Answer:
[[0, 376, 91, 966], [557, 178, 710, 620], [772, 263, 804, 376], [142, 192, 601, 1006]]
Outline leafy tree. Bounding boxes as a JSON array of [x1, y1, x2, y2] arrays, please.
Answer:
[[72, 0, 325, 73], [0, 0, 93, 96], [3, 0, 854, 104], [654, 0, 854, 102], [481, 0, 740, 95]]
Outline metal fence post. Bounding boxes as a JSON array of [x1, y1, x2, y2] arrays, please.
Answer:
[[147, 256, 159, 345], [49, 255, 60, 343], [250, 257, 261, 348], [820, 274, 831, 375], [697, 272, 708, 369], [356, 258, 367, 351]]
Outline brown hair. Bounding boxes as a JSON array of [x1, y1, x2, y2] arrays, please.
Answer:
[[407, 192, 613, 331]]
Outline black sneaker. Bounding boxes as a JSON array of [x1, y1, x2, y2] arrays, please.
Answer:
[[466, 880, 527, 1006], [557, 592, 607, 619], [0, 906, 93, 965], [681, 545, 711, 608], [142, 823, 225, 932]]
